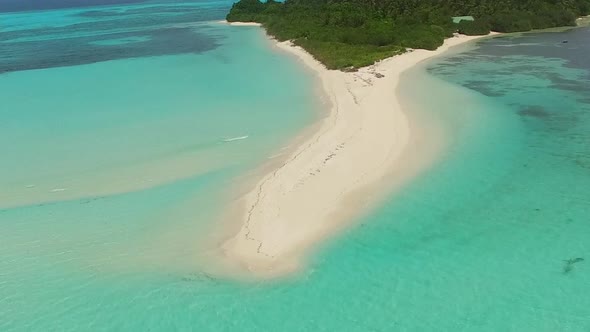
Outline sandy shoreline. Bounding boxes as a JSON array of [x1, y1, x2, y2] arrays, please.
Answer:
[[220, 20, 262, 27], [220, 23, 495, 276]]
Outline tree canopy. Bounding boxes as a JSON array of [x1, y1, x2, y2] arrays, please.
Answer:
[[227, 0, 590, 69]]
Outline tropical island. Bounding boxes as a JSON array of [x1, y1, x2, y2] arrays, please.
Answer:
[[220, 0, 590, 276], [227, 0, 590, 69]]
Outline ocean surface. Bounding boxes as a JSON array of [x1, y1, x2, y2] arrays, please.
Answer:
[[1, 1, 589, 330]]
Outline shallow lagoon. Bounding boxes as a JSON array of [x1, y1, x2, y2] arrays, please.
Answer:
[[1, 1, 589, 330]]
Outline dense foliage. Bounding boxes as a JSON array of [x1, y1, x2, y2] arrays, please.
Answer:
[[457, 20, 491, 36], [227, 0, 590, 69]]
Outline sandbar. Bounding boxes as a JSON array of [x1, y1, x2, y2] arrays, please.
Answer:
[[221, 24, 496, 276]]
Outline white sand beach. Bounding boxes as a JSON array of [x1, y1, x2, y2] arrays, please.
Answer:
[[220, 20, 262, 26], [221, 27, 495, 276]]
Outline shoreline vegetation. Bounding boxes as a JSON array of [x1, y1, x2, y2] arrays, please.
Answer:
[[227, 0, 590, 70]]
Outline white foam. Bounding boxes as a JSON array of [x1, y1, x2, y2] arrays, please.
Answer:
[[223, 135, 249, 142], [50, 188, 67, 193], [496, 43, 543, 47]]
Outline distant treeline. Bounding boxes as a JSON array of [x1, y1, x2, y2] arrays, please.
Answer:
[[226, 0, 589, 69]]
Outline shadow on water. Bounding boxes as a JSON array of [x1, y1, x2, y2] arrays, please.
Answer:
[[518, 105, 551, 118], [563, 257, 584, 274]]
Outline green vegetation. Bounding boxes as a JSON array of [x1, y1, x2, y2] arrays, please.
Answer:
[[294, 40, 403, 70], [227, 0, 590, 70], [457, 20, 491, 36]]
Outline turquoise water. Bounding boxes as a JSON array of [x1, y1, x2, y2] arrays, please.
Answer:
[[0, 1, 319, 209], [2, 1, 590, 330]]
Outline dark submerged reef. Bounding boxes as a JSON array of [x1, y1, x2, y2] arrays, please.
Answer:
[[0, 4, 226, 74], [226, 0, 590, 70], [0, 0, 147, 13]]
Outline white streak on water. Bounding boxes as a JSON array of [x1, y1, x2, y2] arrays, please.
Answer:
[[223, 135, 249, 142]]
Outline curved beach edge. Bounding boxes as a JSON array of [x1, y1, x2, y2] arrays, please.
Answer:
[[219, 24, 498, 277]]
